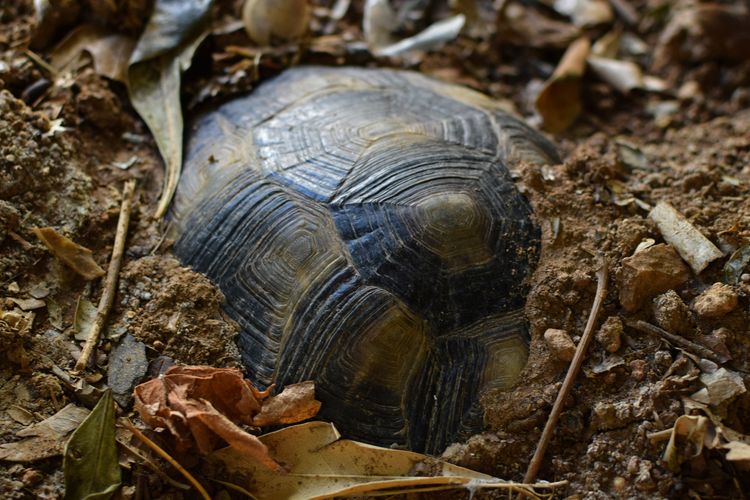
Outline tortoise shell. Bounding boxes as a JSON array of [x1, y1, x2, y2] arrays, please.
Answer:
[[171, 66, 558, 453]]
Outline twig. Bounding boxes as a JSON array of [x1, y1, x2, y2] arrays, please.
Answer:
[[625, 320, 724, 364], [116, 437, 191, 491], [523, 258, 609, 484], [74, 180, 136, 372], [24, 49, 57, 75], [123, 419, 210, 500]]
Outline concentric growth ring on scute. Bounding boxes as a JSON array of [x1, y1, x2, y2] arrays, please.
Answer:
[[170, 66, 559, 453]]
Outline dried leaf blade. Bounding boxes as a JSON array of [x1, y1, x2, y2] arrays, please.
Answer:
[[127, 0, 214, 218], [33, 227, 105, 280]]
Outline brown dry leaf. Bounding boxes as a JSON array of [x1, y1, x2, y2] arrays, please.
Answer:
[[497, 3, 580, 49], [253, 380, 321, 427], [0, 404, 90, 462], [50, 24, 136, 83], [211, 421, 554, 500], [535, 37, 590, 133], [662, 415, 712, 472], [33, 227, 105, 280], [133, 365, 321, 471], [653, 3, 750, 70]]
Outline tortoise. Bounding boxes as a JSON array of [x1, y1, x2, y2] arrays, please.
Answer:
[[170, 66, 559, 453]]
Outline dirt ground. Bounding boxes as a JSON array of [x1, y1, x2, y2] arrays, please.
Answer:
[[1, 0, 749, 498]]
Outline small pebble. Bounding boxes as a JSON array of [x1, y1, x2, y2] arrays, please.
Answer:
[[629, 359, 646, 381], [21, 469, 42, 486], [544, 328, 576, 362], [613, 476, 627, 492], [596, 316, 623, 352], [619, 244, 690, 312], [693, 283, 738, 318]]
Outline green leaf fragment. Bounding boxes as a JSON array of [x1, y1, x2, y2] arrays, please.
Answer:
[[63, 390, 121, 500]]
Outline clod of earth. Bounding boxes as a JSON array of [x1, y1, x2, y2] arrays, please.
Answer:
[[692, 283, 739, 319], [619, 243, 690, 312], [170, 66, 559, 453]]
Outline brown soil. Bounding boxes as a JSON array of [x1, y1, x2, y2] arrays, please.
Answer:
[[1, 0, 749, 498]]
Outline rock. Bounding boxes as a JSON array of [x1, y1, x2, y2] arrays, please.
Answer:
[[544, 328, 576, 361], [619, 244, 690, 312], [691, 367, 746, 406], [652, 290, 694, 336], [692, 283, 738, 318], [596, 316, 623, 352]]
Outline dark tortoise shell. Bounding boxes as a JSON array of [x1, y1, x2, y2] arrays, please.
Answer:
[[171, 66, 559, 453]]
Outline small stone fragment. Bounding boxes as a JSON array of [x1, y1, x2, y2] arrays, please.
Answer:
[[619, 244, 690, 312], [544, 328, 576, 361], [596, 316, 623, 352], [629, 359, 646, 381], [649, 201, 723, 274], [692, 283, 738, 318], [691, 367, 746, 406], [652, 290, 694, 336]]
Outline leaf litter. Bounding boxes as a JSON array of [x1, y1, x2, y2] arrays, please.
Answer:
[[133, 365, 321, 471], [3, 0, 750, 497]]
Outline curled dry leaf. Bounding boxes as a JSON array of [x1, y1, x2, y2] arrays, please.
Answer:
[[587, 56, 667, 94], [242, 0, 311, 46], [133, 365, 321, 471], [32, 227, 105, 280], [535, 37, 590, 133], [363, 0, 465, 57], [553, 0, 613, 27], [127, 0, 214, 218], [50, 24, 136, 83]]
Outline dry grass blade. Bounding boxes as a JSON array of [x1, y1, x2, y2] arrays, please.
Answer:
[[524, 257, 609, 484], [123, 419, 210, 500], [74, 180, 136, 373]]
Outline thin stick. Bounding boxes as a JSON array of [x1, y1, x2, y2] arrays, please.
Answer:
[[625, 320, 724, 364], [523, 258, 609, 484], [123, 419, 211, 500], [74, 180, 136, 372]]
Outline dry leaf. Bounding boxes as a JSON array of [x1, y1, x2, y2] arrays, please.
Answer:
[[553, 0, 613, 27], [74, 296, 97, 341], [587, 56, 667, 94], [6, 297, 46, 311], [662, 415, 712, 472], [535, 37, 590, 133], [133, 365, 321, 471], [724, 441, 750, 462], [654, 4, 750, 70], [211, 421, 551, 500], [497, 3, 580, 49], [0, 404, 90, 462], [128, 0, 214, 218], [33, 227, 105, 280], [364, 0, 466, 57], [50, 24, 136, 83], [253, 380, 321, 426]]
